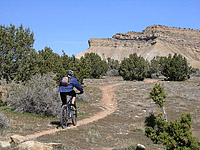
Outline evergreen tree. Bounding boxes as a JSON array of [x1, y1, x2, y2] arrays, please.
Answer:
[[145, 84, 200, 149], [145, 113, 200, 150], [37, 47, 63, 75], [149, 56, 166, 77], [79, 53, 108, 82], [150, 83, 167, 121], [107, 57, 120, 70], [119, 53, 149, 81], [162, 54, 190, 81], [0, 24, 36, 82]]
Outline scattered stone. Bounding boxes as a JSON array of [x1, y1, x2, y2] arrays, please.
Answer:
[[0, 141, 11, 148], [18, 141, 53, 150], [48, 142, 63, 149], [10, 134, 26, 144], [136, 143, 146, 150]]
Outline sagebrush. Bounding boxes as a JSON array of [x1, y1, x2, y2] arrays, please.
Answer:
[[6, 73, 61, 117], [0, 113, 10, 129]]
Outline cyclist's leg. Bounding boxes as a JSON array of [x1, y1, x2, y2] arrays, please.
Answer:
[[70, 90, 76, 110], [60, 92, 67, 106], [70, 90, 76, 104]]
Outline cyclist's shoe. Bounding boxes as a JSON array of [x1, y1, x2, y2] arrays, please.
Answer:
[[71, 104, 76, 111]]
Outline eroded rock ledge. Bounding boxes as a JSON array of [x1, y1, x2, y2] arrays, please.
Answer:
[[76, 25, 200, 68]]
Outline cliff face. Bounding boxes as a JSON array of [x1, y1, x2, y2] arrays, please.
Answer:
[[75, 25, 200, 68]]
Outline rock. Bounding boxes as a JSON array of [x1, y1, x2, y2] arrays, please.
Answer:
[[0, 141, 11, 148], [10, 134, 26, 144], [18, 141, 53, 150], [48, 142, 63, 149], [136, 143, 146, 150], [76, 25, 200, 69]]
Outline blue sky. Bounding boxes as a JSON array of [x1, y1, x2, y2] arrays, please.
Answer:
[[1, 0, 200, 56]]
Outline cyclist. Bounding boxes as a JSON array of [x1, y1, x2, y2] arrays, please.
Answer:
[[58, 70, 83, 110]]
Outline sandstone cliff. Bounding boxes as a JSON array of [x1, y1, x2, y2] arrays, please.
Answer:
[[75, 25, 200, 68]]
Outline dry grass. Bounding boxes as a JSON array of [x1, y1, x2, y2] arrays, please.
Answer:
[[0, 76, 200, 150]]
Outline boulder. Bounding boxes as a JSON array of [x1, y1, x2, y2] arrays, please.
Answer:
[[10, 134, 26, 144], [0, 141, 11, 149], [18, 141, 53, 150], [136, 143, 146, 150]]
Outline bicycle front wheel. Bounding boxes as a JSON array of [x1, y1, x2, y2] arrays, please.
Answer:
[[60, 105, 68, 128]]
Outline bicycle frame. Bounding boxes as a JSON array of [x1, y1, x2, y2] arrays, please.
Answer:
[[60, 95, 77, 128]]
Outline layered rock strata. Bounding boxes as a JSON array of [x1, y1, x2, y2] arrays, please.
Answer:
[[76, 25, 200, 68]]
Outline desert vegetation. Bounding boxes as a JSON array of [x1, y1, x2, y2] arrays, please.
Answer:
[[0, 113, 10, 130], [146, 84, 200, 149], [1, 24, 199, 85], [1, 24, 200, 149]]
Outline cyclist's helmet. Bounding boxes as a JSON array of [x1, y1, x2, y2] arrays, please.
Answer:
[[67, 70, 74, 77]]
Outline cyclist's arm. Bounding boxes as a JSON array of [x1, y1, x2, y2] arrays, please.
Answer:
[[72, 78, 84, 94]]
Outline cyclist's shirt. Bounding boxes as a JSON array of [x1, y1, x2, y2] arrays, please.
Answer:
[[58, 77, 83, 93]]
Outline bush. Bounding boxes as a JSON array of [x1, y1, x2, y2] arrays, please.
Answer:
[[119, 53, 149, 81], [79, 53, 108, 82], [0, 92, 5, 107], [145, 113, 200, 150], [148, 56, 166, 78], [6, 73, 61, 117], [105, 69, 119, 76], [161, 54, 190, 81], [0, 113, 10, 129]]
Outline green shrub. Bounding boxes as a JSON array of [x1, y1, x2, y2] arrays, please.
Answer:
[[149, 84, 167, 121], [146, 84, 200, 149], [0, 92, 5, 107], [79, 53, 108, 81], [145, 113, 200, 150], [161, 54, 190, 81], [148, 56, 166, 78], [6, 73, 61, 117], [119, 53, 149, 81]]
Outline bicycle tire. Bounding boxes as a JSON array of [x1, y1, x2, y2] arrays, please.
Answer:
[[71, 110, 77, 126], [60, 105, 68, 128]]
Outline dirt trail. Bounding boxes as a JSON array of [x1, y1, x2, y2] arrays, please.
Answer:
[[25, 83, 122, 140]]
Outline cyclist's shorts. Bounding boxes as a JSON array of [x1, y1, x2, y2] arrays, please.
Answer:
[[60, 90, 76, 105]]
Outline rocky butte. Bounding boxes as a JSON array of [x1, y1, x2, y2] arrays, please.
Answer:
[[75, 25, 200, 68]]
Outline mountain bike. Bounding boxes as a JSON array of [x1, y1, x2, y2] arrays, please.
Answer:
[[60, 94, 79, 128]]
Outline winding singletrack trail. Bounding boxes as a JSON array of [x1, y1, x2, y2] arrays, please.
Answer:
[[25, 83, 122, 140]]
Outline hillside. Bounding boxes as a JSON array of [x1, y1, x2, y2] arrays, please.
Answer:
[[76, 25, 200, 68]]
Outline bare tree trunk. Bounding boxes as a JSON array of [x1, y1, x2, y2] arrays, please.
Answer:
[[162, 106, 167, 122]]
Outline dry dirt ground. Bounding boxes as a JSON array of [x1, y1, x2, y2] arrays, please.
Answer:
[[0, 76, 200, 150]]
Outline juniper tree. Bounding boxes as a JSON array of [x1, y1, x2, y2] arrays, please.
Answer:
[[146, 83, 200, 149], [0, 24, 37, 82], [119, 53, 149, 81], [149, 83, 167, 122], [79, 53, 108, 82], [162, 53, 190, 81]]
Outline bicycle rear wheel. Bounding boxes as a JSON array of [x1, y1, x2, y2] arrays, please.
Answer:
[[71, 109, 77, 126], [60, 105, 68, 128]]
